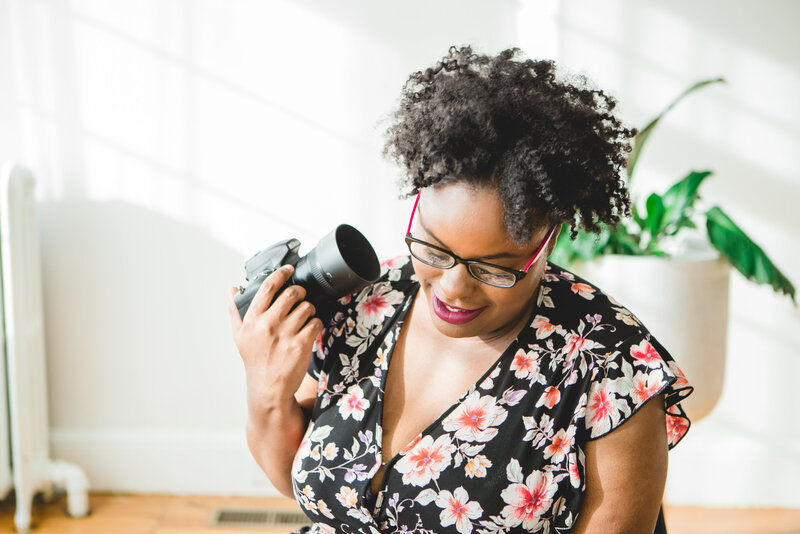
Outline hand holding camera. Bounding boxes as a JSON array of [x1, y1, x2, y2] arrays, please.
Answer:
[[227, 224, 380, 412], [227, 263, 322, 413]]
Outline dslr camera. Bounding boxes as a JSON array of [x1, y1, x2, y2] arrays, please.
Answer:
[[234, 224, 380, 320]]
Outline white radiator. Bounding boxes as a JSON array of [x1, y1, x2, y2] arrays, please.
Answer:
[[0, 164, 89, 532]]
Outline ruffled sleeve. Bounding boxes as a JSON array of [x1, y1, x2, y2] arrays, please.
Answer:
[[582, 331, 693, 449]]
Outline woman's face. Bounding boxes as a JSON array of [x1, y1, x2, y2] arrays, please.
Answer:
[[409, 182, 557, 342]]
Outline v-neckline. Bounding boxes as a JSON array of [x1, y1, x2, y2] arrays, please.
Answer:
[[369, 279, 544, 495]]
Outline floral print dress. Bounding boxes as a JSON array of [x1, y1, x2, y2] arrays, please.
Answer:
[[291, 256, 692, 534]]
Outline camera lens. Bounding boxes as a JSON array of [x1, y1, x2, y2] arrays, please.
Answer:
[[292, 224, 380, 303]]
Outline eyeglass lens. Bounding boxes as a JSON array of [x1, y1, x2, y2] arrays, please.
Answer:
[[407, 241, 517, 287]]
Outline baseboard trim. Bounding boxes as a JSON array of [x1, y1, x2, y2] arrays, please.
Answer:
[[49, 427, 282, 496], [49, 424, 800, 507]]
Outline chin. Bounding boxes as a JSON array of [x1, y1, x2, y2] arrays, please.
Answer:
[[430, 318, 483, 338]]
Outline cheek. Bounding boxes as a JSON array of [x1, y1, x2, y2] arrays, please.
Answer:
[[410, 257, 440, 284], [484, 275, 542, 315]]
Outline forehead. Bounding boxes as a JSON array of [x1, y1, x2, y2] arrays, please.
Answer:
[[417, 183, 532, 256]]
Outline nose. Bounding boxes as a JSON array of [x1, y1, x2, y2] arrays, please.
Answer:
[[437, 263, 476, 299]]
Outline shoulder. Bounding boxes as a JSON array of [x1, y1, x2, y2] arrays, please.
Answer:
[[535, 261, 645, 337], [309, 255, 417, 374], [520, 262, 693, 448]]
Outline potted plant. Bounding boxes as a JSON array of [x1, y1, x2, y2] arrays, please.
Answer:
[[551, 78, 796, 421]]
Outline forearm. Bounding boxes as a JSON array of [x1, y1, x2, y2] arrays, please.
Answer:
[[246, 396, 308, 498]]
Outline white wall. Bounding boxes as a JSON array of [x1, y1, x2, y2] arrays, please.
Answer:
[[0, 0, 519, 497], [1, 0, 798, 506]]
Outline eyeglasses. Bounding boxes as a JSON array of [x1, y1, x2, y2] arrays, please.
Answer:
[[405, 192, 556, 288]]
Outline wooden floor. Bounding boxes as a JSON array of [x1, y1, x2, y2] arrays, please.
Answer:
[[1, 491, 798, 533]]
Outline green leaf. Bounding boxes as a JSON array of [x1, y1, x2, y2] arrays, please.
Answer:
[[607, 226, 645, 255], [627, 78, 726, 184], [661, 170, 713, 228], [550, 223, 611, 266], [705, 206, 796, 303], [645, 193, 666, 243], [550, 224, 579, 266]]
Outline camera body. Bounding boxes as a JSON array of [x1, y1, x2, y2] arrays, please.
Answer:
[[234, 225, 380, 320], [234, 238, 302, 319]]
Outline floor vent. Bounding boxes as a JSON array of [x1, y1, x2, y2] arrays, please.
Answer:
[[209, 508, 311, 529]]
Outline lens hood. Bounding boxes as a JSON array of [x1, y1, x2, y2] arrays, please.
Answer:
[[292, 224, 381, 303]]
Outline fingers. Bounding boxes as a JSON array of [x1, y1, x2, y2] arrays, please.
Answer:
[[283, 300, 317, 333], [297, 316, 324, 346], [269, 284, 309, 319], [245, 264, 295, 320]]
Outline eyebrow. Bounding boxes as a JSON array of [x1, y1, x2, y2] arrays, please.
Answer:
[[417, 208, 519, 261]]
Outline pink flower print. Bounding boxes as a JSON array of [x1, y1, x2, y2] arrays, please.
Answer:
[[395, 434, 455, 487], [571, 282, 596, 300], [293, 436, 311, 470], [380, 255, 407, 269], [542, 427, 575, 463], [442, 391, 508, 442], [568, 452, 581, 488], [535, 386, 561, 409], [631, 371, 666, 404], [500, 470, 558, 530], [666, 413, 690, 445], [586, 384, 621, 436], [317, 372, 329, 396], [563, 333, 599, 359], [337, 384, 370, 421], [668, 360, 691, 389], [510, 349, 540, 380], [435, 487, 483, 534], [355, 285, 405, 329], [399, 435, 421, 455], [313, 329, 326, 357], [630, 339, 663, 369], [531, 315, 559, 339]]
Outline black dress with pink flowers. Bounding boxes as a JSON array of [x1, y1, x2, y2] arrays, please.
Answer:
[[290, 256, 692, 534]]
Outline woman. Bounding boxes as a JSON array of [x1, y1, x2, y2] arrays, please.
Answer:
[[228, 46, 692, 533]]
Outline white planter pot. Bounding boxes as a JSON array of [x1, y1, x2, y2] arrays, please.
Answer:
[[571, 253, 731, 422]]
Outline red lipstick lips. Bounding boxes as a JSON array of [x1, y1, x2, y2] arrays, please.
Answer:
[[432, 294, 486, 325]]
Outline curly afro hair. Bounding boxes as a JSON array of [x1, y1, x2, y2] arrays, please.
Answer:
[[383, 46, 636, 244]]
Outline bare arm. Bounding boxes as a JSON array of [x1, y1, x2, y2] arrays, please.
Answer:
[[571, 394, 668, 533], [244, 373, 319, 497], [227, 265, 323, 497]]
